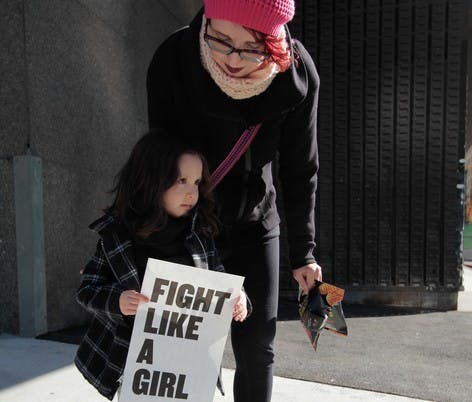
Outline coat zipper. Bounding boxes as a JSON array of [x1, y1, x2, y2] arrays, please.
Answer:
[[192, 231, 209, 269]]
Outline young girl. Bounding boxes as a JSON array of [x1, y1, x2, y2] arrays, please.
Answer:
[[74, 130, 249, 400]]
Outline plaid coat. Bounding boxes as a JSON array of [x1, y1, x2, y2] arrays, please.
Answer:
[[74, 212, 227, 400]]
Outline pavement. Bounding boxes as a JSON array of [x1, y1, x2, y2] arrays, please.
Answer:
[[1, 265, 471, 402], [0, 335, 428, 402]]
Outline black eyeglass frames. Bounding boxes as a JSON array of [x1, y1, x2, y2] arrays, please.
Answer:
[[204, 21, 270, 64]]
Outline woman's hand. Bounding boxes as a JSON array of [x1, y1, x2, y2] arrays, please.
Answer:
[[119, 290, 149, 316], [233, 291, 248, 322], [293, 263, 323, 295]]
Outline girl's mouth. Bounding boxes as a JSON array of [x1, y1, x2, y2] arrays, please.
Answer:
[[225, 64, 243, 75]]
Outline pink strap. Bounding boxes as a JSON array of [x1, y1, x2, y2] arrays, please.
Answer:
[[208, 124, 262, 192]]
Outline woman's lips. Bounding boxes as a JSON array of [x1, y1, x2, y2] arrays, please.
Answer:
[[225, 64, 243, 75]]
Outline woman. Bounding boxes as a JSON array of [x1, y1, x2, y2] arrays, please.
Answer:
[[147, 1, 322, 401]]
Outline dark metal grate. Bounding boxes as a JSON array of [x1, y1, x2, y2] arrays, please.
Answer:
[[281, 0, 467, 292]]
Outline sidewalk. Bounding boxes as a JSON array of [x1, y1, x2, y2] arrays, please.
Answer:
[[0, 334, 427, 402], [1, 265, 470, 402]]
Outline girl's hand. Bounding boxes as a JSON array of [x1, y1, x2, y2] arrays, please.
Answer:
[[233, 291, 248, 322], [119, 290, 149, 316]]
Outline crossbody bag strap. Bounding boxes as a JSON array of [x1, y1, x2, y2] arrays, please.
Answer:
[[208, 123, 262, 192]]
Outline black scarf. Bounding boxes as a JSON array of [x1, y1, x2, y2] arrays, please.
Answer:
[[133, 216, 194, 282]]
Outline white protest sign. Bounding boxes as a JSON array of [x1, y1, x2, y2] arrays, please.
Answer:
[[120, 258, 244, 401]]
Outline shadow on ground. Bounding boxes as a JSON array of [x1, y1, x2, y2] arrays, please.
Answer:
[[276, 297, 443, 321], [38, 298, 445, 345]]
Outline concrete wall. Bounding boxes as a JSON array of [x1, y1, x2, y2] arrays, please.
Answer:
[[0, 0, 31, 334], [0, 0, 202, 334]]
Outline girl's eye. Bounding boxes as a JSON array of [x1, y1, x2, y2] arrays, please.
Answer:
[[177, 178, 186, 184], [195, 179, 201, 185]]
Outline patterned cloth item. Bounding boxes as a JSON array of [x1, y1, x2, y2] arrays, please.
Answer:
[[299, 281, 348, 351]]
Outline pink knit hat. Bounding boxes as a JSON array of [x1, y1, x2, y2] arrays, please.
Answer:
[[203, 0, 295, 36]]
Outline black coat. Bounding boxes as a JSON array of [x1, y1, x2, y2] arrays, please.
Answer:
[[147, 11, 320, 269], [75, 213, 227, 400]]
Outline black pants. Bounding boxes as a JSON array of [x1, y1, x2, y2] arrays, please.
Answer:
[[221, 225, 280, 402]]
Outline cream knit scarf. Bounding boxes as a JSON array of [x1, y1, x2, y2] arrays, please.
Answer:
[[199, 16, 279, 100]]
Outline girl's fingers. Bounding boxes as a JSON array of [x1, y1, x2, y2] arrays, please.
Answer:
[[123, 291, 149, 314], [128, 292, 149, 303], [128, 299, 143, 308], [132, 292, 150, 303], [124, 305, 138, 315]]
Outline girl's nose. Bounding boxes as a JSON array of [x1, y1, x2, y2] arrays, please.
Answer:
[[185, 186, 198, 200]]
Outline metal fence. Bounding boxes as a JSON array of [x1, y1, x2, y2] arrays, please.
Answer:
[[280, 0, 467, 306]]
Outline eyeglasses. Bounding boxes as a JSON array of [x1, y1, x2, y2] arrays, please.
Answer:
[[204, 21, 270, 64]]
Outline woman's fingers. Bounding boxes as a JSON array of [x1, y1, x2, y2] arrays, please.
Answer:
[[234, 311, 247, 321], [293, 263, 323, 295], [232, 291, 248, 321], [233, 303, 247, 321]]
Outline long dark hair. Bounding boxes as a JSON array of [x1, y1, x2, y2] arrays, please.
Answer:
[[106, 129, 218, 238]]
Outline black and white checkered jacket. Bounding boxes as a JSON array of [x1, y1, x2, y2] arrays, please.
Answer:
[[74, 212, 228, 400]]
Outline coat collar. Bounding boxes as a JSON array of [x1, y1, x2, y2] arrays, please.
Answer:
[[88, 211, 204, 289], [180, 9, 308, 125], [89, 214, 141, 290]]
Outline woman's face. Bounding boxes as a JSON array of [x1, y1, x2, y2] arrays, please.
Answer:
[[206, 18, 268, 78], [162, 153, 202, 218]]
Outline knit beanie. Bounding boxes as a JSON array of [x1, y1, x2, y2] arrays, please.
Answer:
[[203, 0, 295, 36]]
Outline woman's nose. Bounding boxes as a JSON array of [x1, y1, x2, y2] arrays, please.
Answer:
[[227, 51, 242, 64]]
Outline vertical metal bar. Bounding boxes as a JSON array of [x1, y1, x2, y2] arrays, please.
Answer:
[[425, 2, 447, 288], [317, 0, 335, 282], [410, 2, 429, 286], [378, 0, 396, 286], [349, 0, 365, 286], [443, 0, 466, 289], [396, 0, 413, 287], [364, 0, 380, 285], [333, 0, 349, 285]]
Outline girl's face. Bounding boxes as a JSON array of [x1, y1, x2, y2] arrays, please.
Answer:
[[206, 18, 268, 78], [162, 153, 203, 218]]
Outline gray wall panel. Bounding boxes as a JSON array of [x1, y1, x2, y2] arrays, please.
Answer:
[[0, 0, 28, 333], [134, 0, 202, 130], [0, 0, 29, 156], [24, 0, 139, 173], [0, 161, 19, 333], [1, 0, 202, 334]]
